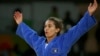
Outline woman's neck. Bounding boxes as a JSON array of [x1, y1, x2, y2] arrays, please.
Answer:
[[46, 34, 57, 43], [46, 37, 54, 43]]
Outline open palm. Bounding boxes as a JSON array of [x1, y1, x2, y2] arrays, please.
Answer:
[[14, 11, 23, 24], [88, 0, 98, 16]]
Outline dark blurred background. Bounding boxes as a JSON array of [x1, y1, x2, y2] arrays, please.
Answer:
[[0, 0, 100, 56]]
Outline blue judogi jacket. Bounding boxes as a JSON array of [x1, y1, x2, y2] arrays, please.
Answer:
[[16, 11, 96, 56]]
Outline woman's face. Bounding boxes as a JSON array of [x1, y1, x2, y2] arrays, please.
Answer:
[[44, 20, 59, 38]]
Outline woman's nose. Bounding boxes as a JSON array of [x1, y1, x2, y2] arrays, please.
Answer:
[[45, 27, 48, 31]]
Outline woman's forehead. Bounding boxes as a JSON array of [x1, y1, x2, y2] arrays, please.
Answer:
[[45, 20, 54, 24], [45, 20, 55, 25]]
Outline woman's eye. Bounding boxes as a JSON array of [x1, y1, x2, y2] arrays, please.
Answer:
[[48, 25, 52, 28]]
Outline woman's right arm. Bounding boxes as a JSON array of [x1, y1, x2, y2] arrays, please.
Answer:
[[16, 22, 41, 48], [13, 11, 41, 49]]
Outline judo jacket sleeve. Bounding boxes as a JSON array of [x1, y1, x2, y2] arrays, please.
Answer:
[[16, 22, 44, 50], [61, 11, 97, 52]]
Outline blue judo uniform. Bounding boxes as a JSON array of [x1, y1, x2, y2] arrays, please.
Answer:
[[16, 11, 96, 56]]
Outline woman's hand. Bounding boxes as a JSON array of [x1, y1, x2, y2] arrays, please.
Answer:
[[88, 0, 98, 16], [13, 11, 23, 25]]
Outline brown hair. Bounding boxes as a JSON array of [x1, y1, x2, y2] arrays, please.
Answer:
[[47, 17, 63, 35]]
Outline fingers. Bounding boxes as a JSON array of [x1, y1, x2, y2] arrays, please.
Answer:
[[89, 3, 92, 7], [13, 11, 22, 24], [94, 0, 97, 4], [13, 15, 16, 19], [13, 13, 17, 20], [14, 12, 22, 19], [88, 3, 92, 10], [92, 0, 98, 9], [88, 0, 98, 9], [93, 0, 98, 6]]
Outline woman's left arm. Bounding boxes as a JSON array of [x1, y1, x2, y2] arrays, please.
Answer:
[[62, 0, 98, 50]]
